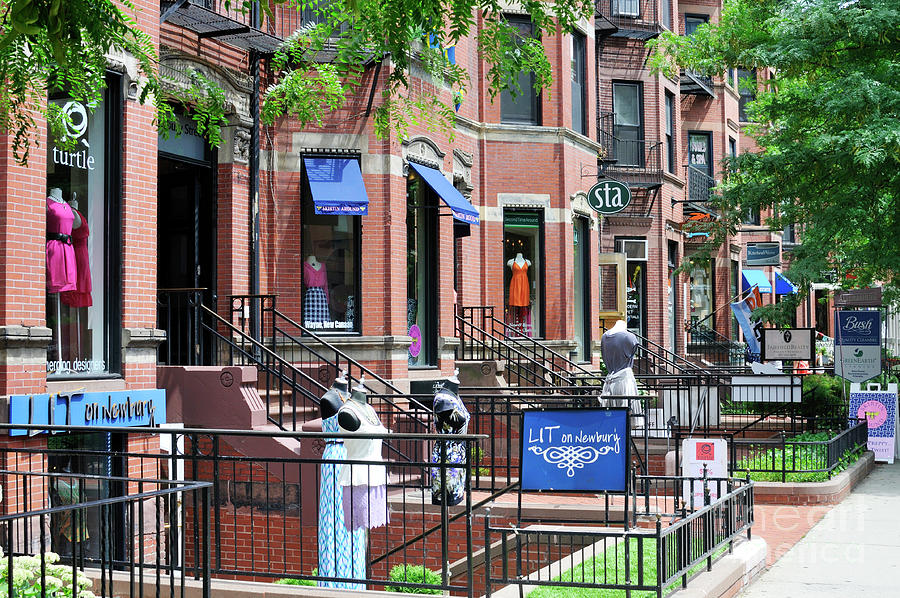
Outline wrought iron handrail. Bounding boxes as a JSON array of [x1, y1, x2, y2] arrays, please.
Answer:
[[229, 295, 404, 395], [594, 0, 660, 37], [456, 310, 575, 389], [687, 320, 746, 367]]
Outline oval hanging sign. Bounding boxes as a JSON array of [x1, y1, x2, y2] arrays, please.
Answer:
[[587, 180, 632, 215]]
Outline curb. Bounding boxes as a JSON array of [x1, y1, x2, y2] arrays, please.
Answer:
[[669, 537, 767, 598], [752, 451, 875, 505]]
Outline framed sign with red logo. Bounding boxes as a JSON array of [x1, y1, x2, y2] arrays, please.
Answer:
[[681, 438, 728, 505]]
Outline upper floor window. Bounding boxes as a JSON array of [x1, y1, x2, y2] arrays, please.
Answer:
[[614, 0, 640, 18], [687, 131, 713, 178], [571, 32, 587, 136], [501, 16, 540, 125], [684, 14, 708, 36], [661, 0, 672, 30], [737, 68, 756, 122], [665, 92, 675, 174], [613, 82, 644, 167]]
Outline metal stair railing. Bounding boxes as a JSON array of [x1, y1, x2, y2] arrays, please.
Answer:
[[461, 306, 603, 386], [228, 294, 405, 397], [687, 320, 746, 367], [456, 309, 577, 390], [607, 325, 711, 376]]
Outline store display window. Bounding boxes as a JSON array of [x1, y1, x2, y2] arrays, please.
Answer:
[[46, 82, 120, 377], [300, 178, 361, 333], [503, 210, 544, 338], [616, 238, 647, 338], [690, 257, 714, 327], [406, 174, 438, 367]]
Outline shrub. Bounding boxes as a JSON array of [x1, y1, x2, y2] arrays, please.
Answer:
[[275, 568, 317, 586], [0, 547, 95, 598], [385, 565, 442, 594]]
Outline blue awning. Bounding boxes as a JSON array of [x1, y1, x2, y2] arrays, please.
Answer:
[[303, 157, 369, 215], [775, 271, 798, 295], [742, 269, 773, 293], [409, 162, 480, 224]]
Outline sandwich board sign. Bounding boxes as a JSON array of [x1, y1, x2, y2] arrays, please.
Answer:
[[521, 408, 629, 492], [681, 438, 728, 506], [849, 383, 898, 463]]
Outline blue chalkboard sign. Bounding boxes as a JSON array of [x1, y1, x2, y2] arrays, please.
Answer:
[[521, 408, 629, 492]]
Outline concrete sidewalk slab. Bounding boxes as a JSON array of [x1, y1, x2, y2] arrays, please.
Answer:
[[738, 462, 900, 597]]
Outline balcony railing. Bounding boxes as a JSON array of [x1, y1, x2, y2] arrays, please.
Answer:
[[597, 112, 663, 189], [595, 0, 661, 39], [161, 0, 284, 53], [686, 164, 716, 204], [681, 69, 716, 97]]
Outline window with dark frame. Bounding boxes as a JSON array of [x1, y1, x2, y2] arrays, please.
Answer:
[[46, 73, 122, 378], [737, 68, 756, 122], [687, 131, 713, 178], [684, 14, 708, 36], [571, 31, 587, 136], [501, 15, 540, 125], [300, 162, 363, 334], [613, 82, 644, 167], [665, 91, 675, 174], [661, 0, 672, 30]]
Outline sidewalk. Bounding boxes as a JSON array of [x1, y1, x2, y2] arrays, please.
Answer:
[[739, 462, 900, 597]]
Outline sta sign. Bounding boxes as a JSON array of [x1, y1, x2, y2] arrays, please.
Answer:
[[587, 180, 632, 215]]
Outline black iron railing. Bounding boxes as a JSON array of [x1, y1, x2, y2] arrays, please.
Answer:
[[687, 321, 746, 367], [0, 423, 481, 595], [0, 468, 211, 598], [685, 164, 716, 204], [597, 112, 664, 188], [595, 0, 661, 39], [483, 480, 753, 597], [456, 306, 603, 391], [731, 420, 867, 482]]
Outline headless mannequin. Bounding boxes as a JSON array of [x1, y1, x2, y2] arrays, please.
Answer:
[[307, 255, 322, 270], [337, 376, 370, 432], [434, 369, 465, 430], [601, 319, 639, 374], [506, 253, 531, 268], [49, 188, 81, 229], [320, 371, 349, 420]]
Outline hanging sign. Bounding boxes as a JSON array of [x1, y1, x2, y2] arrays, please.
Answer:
[[761, 328, 816, 362], [681, 438, 728, 505], [834, 288, 883, 308], [587, 180, 632, 215], [8, 390, 167, 436], [849, 383, 898, 463], [834, 310, 881, 382], [521, 408, 629, 492], [746, 242, 781, 267]]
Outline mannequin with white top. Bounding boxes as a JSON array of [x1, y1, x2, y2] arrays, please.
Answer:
[[600, 320, 640, 408], [506, 253, 531, 269], [337, 376, 389, 530]]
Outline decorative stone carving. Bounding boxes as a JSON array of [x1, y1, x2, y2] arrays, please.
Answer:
[[453, 149, 474, 197], [233, 127, 251, 164], [160, 49, 252, 127], [402, 136, 445, 170]]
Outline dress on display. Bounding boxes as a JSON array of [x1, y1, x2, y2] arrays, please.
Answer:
[[61, 209, 92, 308], [318, 412, 366, 589], [508, 261, 530, 307], [337, 401, 389, 530], [600, 329, 640, 409], [46, 198, 78, 293], [304, 262, 330, 323], [430, 390, 471, 506]]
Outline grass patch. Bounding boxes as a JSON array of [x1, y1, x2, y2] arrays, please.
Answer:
[[734, 430, 862, 483], [527, 536, 729, 598]]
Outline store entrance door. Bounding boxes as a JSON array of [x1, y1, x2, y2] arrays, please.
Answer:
[[573, 216, 591, 362], [157, 155, 216, 364]]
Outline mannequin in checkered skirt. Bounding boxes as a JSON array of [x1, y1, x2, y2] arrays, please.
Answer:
[[304, 255, 331, 323]]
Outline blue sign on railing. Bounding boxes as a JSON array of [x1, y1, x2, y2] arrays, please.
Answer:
[[8, 390, 166, 436], [521, 408, 629, 492]]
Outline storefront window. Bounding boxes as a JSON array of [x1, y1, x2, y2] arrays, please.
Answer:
[[616, 238, 647, 338], [503, 210, 543, 338], [301, 184, 361, 332], [46, 87, 115, 377], [690, 257, 714, 328], [407, 174, 438, 367]]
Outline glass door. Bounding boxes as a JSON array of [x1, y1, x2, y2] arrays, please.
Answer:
[[407, 172, 438, 367], [574, 217, 591, 361]]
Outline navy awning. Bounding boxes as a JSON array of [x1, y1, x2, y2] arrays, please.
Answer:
[[775, 271, 798, 295], [742, 269, 773, 293], [408, 161, 480, 224], [303, 157, 369, 215]]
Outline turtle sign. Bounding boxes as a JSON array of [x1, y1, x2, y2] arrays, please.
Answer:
[[587, 180, 632, 215]]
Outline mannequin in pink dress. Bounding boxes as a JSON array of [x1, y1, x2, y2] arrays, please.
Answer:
[[46, 188, 79, 293], [61, 199, 92, 308]]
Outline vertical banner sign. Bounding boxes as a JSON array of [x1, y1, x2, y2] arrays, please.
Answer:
[[835, 311, 881, 382], [731, 286, 764, 360], [521, 408, 629, 492], [681, 438, 728, 505], [849, 383, 898, 463]]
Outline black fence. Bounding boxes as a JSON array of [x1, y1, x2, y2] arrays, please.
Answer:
[[0, 469, 211, 598], [484, 479, 753, 597], [0, 423, 481, 595], [730, 420, 868, 482]]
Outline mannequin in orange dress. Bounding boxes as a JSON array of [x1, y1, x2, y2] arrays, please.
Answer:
[[507, 253, 532, 335]]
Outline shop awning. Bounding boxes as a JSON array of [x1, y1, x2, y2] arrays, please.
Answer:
[[742, 269, 773, 293], [775, 271, 798, 295], [303, 157, 369, 215], [408, 162, 480, 224]]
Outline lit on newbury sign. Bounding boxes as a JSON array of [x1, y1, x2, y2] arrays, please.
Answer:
[[8, 390, 166, 436]]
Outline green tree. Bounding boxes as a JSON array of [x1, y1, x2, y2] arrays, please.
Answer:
[[648, 0, 900, 311], [0, 0, 592, 164]]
